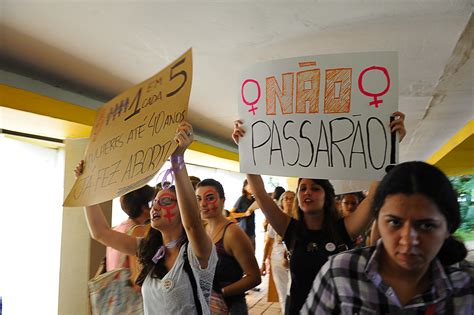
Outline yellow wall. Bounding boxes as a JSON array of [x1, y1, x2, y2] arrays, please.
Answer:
[[427, 119, 474, 176]]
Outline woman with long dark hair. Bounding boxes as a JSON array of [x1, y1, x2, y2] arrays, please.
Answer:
[[232, 112, 406, 314], [77, 122, 217, 314], [303, 161, 473, 314]]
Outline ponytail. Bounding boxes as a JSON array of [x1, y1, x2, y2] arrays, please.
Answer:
[[437, 236, 467, 266]]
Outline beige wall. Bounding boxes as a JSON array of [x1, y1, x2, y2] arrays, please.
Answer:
[[58, 139, 112, 314]]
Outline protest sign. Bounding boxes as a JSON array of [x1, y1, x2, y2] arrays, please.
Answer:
[[238, 52, 398, 180], [64, 49, 192, 207]]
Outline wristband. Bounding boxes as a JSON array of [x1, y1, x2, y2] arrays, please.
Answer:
[[170, 154, 185, 171]]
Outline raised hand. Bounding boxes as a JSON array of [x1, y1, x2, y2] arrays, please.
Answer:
[[232, 119, 245, 145], [173, 121, 193, 156], [74, 160, 85, 178], [390, 111, 406, 142]]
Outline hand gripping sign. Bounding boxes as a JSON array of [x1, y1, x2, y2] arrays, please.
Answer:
[[238, 51, 398, 181], [64, 49, 192, 207]]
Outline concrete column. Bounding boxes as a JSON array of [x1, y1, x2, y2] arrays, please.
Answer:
[[58, 139, 112, 315]]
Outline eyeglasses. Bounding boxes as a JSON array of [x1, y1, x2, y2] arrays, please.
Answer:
[[149, 196, 177, 208]]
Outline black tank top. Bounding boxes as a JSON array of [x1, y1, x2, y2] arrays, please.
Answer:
[[213, 222, 245, 301]]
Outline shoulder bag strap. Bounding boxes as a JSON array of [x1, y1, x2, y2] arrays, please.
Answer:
[[183, 242, 203, 315]]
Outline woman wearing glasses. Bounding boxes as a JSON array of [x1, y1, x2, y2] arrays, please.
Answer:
[[76, 122, 217, 315]]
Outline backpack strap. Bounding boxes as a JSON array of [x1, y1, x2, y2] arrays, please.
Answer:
[[183, 242, 203, 315]]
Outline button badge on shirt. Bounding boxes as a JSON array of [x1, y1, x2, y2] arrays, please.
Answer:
[[325, 242, 336, 252], [162, 279, 174, 291]]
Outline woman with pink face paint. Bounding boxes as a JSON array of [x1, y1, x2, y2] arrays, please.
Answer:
[[76, 122, 217, 315], [232, 112, 407, 314], [196, 178, 261, 314]]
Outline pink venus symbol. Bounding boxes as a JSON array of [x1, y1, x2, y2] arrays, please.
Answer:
[[358, 66, 391, 108]]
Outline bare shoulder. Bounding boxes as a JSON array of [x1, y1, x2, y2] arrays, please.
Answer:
[[130, 224, 150, 238], [225, 222, 247, 239], [223, 223, 252, 251]]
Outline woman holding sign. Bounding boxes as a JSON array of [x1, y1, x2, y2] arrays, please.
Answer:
[[302, 161, 473, 314], [76, 122, 217, 315], [232, 112, 406, 314]]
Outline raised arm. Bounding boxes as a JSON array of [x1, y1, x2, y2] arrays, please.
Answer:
[[343, 112, 406, 238], [172, 122, 213, 267], [232, 120, 291, 237], [75, 161, 138, 256], [247, 174, 291, 237], [229, 200, 259, 219], [343, 181, 378, 238], [367, 220, 380, 246]]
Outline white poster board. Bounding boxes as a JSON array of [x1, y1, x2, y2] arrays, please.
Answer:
[[238, 51, 398, 180]]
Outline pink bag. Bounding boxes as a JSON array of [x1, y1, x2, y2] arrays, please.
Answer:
[[210, 290, 229, 315]]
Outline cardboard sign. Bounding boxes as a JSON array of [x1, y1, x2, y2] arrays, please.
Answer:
[[64, 49, 192, 207], [238, 52, 398, 180]]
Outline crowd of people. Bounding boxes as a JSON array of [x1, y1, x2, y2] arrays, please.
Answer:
[[75, 114, 473, 314]]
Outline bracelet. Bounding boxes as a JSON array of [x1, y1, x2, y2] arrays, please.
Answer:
[[221, 287, 225, 297], [170, 154, 184, 171], [158, 155, 185, 189]]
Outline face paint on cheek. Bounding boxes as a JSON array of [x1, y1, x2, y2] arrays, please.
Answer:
[[203, 189, 219, 211], [163, 208, 176, 223], [159, 192, 177, 223]]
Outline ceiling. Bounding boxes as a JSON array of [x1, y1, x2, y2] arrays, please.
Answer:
[[1, 0, 473, 172]]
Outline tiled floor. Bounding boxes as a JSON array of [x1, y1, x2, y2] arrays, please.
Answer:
[[246, 275, 282, 315]]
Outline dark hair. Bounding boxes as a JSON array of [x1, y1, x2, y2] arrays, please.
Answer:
[[241, 179, 250, 197], [372, 161, 466, 265], [156, 181, 170, 192], [196, 178, 225, 199], [189, 176, 201, 190], [272, 186, 286, 201], [295, 178, 343, 244], [121, 185, 155, 219], [135, 186, 186, 285], [341, 193, 360, 203]]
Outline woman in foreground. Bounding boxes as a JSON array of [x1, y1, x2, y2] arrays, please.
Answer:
[[302, 161, 473, 314], [77, 122, 217, 315]]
